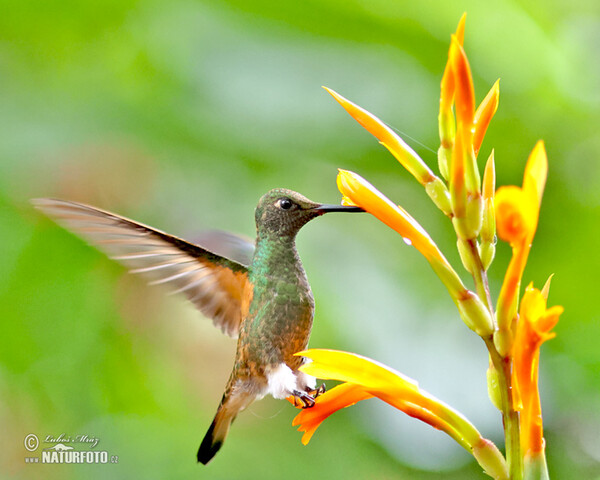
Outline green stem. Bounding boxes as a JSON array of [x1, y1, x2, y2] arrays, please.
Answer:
[[466, 239, 494, 316], [466, 238, 522, 479], [487, 339, 522, 480]]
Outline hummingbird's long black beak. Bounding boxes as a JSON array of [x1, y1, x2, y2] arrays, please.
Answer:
[[313, 204, 364, 213]]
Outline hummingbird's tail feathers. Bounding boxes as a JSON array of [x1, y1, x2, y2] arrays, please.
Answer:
[[197, 410, 230, 465], [197, 389, 255, 465]]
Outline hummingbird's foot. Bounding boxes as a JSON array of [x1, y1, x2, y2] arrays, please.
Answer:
[[306, 383, 326, 398], [291, 390, 316, 409]]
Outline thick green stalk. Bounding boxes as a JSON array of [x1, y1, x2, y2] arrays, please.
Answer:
[[465, 239, 522, 479], [466, 239, 494, 316], [487, 340, 522, 480]]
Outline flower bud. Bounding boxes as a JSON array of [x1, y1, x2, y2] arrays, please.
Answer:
[[479, 240, 496, 271], [473, 438, 509, 480], [486, 362, 502, 411], [457, 238, 476, 274], [425, 176, 452, 216], [457, 290, 494, 337]]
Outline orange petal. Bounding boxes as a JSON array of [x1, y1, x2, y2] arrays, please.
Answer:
[[473, 80, 500, 155], [449, 36, 475, 131], [440, 13, 467, 116], [324, 87, 434, 185], [512, 284, 562, 455], [292, 383, 373, 445]]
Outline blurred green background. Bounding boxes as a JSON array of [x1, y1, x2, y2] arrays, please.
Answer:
[[1, 0, 599, 478]]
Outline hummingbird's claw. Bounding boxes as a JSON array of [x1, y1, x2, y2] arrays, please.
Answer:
[[292, 390, 316, 409], [306, 383, 326, 398]]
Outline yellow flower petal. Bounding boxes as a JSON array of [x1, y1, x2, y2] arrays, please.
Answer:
[[340, 195, 358, 207], [523, 140, 548, 207], [324, 87, 435, 185], [494, 186, 536, 245], [495, 142, 549, 354], [298, 349, 419, 392]]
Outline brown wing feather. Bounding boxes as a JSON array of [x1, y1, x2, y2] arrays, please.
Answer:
[[32, 198, 250, 337]]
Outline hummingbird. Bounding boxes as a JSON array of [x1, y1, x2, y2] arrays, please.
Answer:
[[33, 188, 363, 464]]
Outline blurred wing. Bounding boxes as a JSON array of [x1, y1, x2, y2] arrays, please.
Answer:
[[192, 230, 255, 267], [32, 198, 250, 337]]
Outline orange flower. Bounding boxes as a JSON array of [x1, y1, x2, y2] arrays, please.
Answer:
[[292, 349, 508, 479], [494, 141, 548, 356], [512, 282, 563, 456]]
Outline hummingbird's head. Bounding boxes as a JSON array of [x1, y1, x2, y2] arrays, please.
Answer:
[[255, 188, 363, 238]]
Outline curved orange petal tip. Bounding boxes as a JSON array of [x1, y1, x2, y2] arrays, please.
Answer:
[[336, 169, 442, 262], [292, 383, 373, 445], [324, 87, 432, 184], [473, 80, 500, 155], [439, 14, 466, 115], [449, 36, 475, 130], [455, 13, 467, 46]]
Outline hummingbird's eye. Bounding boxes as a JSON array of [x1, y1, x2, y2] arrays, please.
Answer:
[[277, 198, 294, 210]]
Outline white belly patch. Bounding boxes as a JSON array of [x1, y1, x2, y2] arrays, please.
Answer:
[[265, 363, 316, 399]]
